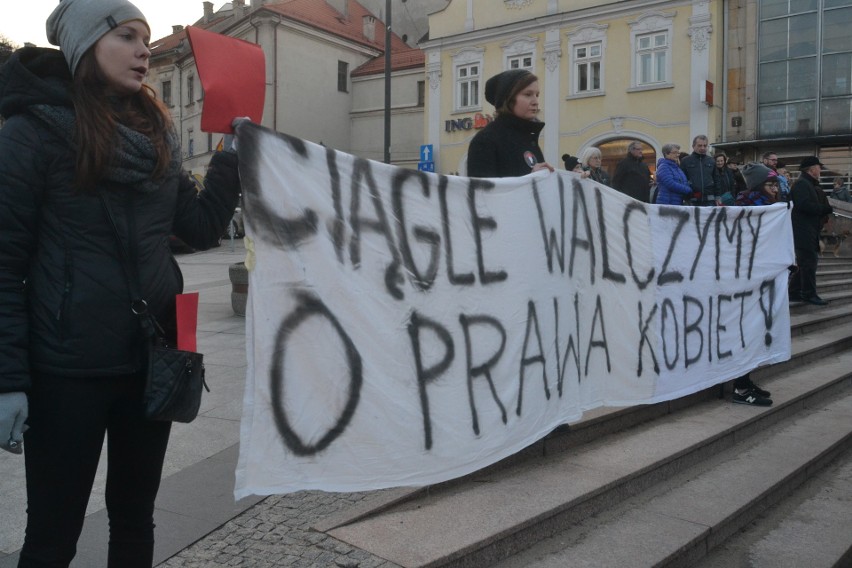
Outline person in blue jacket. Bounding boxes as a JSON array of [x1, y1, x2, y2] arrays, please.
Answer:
[[654, 143, 693, 205]]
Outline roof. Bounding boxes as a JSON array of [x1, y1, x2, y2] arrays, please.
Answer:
[[265, 0, 421, 73], [150, 1, 423, 75], [266, 0, 416, 54], [150, 14, 230, 53], [352, 46, 425, 76]]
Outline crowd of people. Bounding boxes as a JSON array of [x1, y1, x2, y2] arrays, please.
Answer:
[[0, 36, 844, 565], [467, 69, 840, 411]]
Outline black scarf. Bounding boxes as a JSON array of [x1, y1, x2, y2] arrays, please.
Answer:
[[30, 103, 181, 193]]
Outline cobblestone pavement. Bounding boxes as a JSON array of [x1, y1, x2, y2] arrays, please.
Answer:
[[159, 490, 400, 568]]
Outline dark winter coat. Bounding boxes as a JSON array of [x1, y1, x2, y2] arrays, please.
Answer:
[[611, 154, 651, 202], [467, 113, 545, 178], [0, 48, 240, 392], [790, 172, 833, 252], [654, 158, 693, 205], [588, 167, 611, 187], [679, 152, 716, 202], [713, 166, 736, 200]]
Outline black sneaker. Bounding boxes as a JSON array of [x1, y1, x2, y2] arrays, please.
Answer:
[[740, 377, 771, 398], [803, 295, 829, 306], [732, 389, 773, 406]]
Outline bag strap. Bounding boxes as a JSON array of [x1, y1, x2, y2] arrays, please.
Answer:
[[98, 192, 162, 340]]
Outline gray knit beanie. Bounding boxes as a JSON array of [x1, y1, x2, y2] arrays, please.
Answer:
[[741, 162, 773, 192], [46, 0, 149, 76]]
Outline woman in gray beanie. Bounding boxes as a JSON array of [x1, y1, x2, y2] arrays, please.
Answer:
[[467, 69, 554, 177], [0, 0, 242, 565]]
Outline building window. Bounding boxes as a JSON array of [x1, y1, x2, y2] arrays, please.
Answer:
[[187, 129, 194, 157], [417, 80, 425, 107], [502, 36, 537, 75], [636, 32, 668, 85], [566, 24, 608, 97], [187, 75, 195, 105], [161, 80, 172, 106], [456, 63, 480, 109], [757, 1, 848, 136], [507, 54, 533, 70], [338, 61, 348, 93], [574, 43, 602, 93], [628, 13, 674, 90], [452, 48, 484, 111]]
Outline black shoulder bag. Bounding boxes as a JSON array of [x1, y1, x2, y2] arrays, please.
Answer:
[[100, 193, 209, 423]]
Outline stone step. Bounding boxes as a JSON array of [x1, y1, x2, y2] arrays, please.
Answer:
[[790, 288, 852, 312], [817, 268, 852, 281], [322, 352, 852, 568], [490, 391, 852, 568], [815, 256, 852, 266], [790, 300, 852, 336], [693, 447, 852, 568], [809, 277, 852, 294], [751, 322, 852, 383]]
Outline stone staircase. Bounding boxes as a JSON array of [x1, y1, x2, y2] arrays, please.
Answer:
[[314, 258, 852, 568]]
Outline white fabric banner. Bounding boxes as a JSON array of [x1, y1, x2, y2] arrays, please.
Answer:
[[233, 124, 794, 498]]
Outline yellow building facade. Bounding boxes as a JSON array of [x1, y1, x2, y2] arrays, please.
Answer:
[[422, 0, 723, 178]]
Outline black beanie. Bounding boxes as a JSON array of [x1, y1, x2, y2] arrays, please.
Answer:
[[484, 69, 533, 110], [562, 154, 579, 171]]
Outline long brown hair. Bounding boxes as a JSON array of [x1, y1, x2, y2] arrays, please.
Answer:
[[71, 51, 174, 191]]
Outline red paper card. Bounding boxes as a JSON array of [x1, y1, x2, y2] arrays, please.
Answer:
[[176, 292, 200, 352], [186, 26, 265, 133]]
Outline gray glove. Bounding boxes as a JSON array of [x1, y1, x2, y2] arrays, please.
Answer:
[[0, 392, 28, 455]]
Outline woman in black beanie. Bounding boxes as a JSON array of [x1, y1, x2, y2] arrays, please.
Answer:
[[467, 69, 554, 177]]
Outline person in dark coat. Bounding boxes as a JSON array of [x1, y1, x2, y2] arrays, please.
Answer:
[[727, 159, 749, 195], [0, 0, 241, 564], [789, 156, 833, 305], [679, 134, 716, 205], [713, 152, 737, 205], [579, 146, 610, 186], [467, 69, 554, 178], [611, 141, 652, 202], [725, 162, 779, 406]]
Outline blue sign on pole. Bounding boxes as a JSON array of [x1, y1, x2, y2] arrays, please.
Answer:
[[420, 144, 434, 163], [417, 161, 435, 172]]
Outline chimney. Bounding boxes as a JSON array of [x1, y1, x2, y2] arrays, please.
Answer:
[[172, 24, 184, 34], [362, 15, 376, 42], [233, 0, 246, 18], [327, 0, 348, 19], [203, 1, 214, 23]]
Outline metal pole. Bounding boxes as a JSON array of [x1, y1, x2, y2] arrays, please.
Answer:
[[383, 0, 391, 164]]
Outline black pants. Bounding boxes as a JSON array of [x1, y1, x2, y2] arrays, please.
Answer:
[[790, 247, 819, 300], [19, 373, 171, 568], [733, 372, 751, 391]]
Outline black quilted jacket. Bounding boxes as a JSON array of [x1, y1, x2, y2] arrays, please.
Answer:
[[467, 113, 545, 178], [0, 48, 240, 392]]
